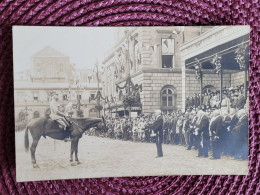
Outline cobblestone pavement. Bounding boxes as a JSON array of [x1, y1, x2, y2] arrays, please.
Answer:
[[15, 131, 248, 182]]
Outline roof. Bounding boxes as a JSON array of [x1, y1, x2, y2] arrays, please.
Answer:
[[32, 46, 67, 58]]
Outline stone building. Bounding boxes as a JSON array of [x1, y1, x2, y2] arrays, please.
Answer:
[[14, 46, 100, 123], [101, 26, 249, 116]]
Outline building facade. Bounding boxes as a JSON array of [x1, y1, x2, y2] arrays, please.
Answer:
[[14, 46, 100, 123], [101, 26, 249, 116]]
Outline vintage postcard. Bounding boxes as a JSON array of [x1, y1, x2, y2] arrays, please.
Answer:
[[13, 26, 250, 182]]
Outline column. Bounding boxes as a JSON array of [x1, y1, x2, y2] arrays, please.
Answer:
[[181, 61, 186, 112]]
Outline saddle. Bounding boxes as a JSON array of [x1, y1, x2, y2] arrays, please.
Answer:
[[45, 119, 69, 136]]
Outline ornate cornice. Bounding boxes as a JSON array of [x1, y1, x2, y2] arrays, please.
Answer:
[[180, 26, 250, 60]]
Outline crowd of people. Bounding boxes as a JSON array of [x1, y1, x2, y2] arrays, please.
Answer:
[[87, 84, 249, 160], [185, 84, 246, 110]]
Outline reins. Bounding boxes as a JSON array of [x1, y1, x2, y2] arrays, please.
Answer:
[[70, 121, 84, 133]]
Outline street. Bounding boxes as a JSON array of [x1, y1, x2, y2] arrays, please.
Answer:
[[16, 131, 248, 182]]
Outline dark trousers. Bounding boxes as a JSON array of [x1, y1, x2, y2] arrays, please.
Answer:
[[187, 133, 194, 149], [233, 134, 248, 160], [194, 135, 200, 150], [156, 136, 163, 157], [198, 136, 209, 157], [212, 138, 222, 159]]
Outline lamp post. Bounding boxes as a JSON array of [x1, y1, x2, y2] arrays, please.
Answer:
[[69, 75, 87, 117], [89, 60, 105, 118]]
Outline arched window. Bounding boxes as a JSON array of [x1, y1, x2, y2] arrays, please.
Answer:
[[89, 108, 98, 117], [161, 85, 177, 113], [202, 85, 216, 94], [33, 111, 40, 118]]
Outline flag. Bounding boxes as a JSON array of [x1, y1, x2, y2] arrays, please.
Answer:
[[163, 39, 168, 48]]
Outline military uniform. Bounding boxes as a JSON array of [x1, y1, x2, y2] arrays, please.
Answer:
[[49, 97, 69, 130], [150, 115, 164, 157]]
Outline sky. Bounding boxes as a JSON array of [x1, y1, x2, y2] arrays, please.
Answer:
[[13, 26, 118, 73]]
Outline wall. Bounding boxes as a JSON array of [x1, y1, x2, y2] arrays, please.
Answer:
[[141, 70, 182, 114], [231, 71, 246, 87], [185, 70, 231, 96]]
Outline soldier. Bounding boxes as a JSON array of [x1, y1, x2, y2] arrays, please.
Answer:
[[169, 113, 177, 145], [183, 112, 190, 147], [176, 113, 184, 145], [187, 109, 197, 150], [49, 92, 70, 131], [150, 110, 164, 158]]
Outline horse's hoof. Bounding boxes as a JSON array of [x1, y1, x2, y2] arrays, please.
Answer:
[[71, 163, 77, 166], [70, 160, 73, 162], [76, 161, 81, 165], [33, 164, 39, 168]]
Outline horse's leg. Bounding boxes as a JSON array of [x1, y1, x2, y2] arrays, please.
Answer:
[[70, 138, 77, 166], [75, 138, 80, 164], [70, 139, 75, 162], [30, 136, 41, 168]]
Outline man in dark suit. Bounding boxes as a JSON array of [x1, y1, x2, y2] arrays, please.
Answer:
[[209, 110, 224, 159], [195, 110, 210, 157], [150, 110, 164, 158], [232, 109, 248, 160]]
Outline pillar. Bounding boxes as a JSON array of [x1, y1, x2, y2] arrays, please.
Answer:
[[181, 61, 186, 112]]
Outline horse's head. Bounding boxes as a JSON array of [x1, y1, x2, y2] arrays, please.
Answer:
[[70, 117, 103, 134]]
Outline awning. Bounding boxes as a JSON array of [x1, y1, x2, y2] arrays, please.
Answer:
[[186, 34, 249, 69]]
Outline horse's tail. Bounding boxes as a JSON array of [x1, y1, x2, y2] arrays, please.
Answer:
[[24, 125, 29, 152]]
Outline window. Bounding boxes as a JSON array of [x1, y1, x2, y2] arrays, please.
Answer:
[[161, 38, 175, 68], [33, 111, 40, 118], [33, 93, 38, 102], [161, 86, 177, 112], [63, 94, 67, 100], [77, 94, 81, 100], [37, 63, 41, 74], [89, 108, 98, 117], [162, 55, 173, 68], [202, 85, 216, 94]]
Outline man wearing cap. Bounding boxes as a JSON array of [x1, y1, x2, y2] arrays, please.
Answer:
[[150, 110, 164, 158], [49, 92, 70, 132]]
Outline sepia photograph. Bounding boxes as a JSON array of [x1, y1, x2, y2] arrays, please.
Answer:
[[13, 26, 250, 182]]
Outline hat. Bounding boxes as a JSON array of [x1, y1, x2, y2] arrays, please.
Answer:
[[154, 109, 162, 115]]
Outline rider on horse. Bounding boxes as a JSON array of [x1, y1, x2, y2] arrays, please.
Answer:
[[49, 92, 70, 132]]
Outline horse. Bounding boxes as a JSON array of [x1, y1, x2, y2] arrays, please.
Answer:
[[24, 116, 104, 168]]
